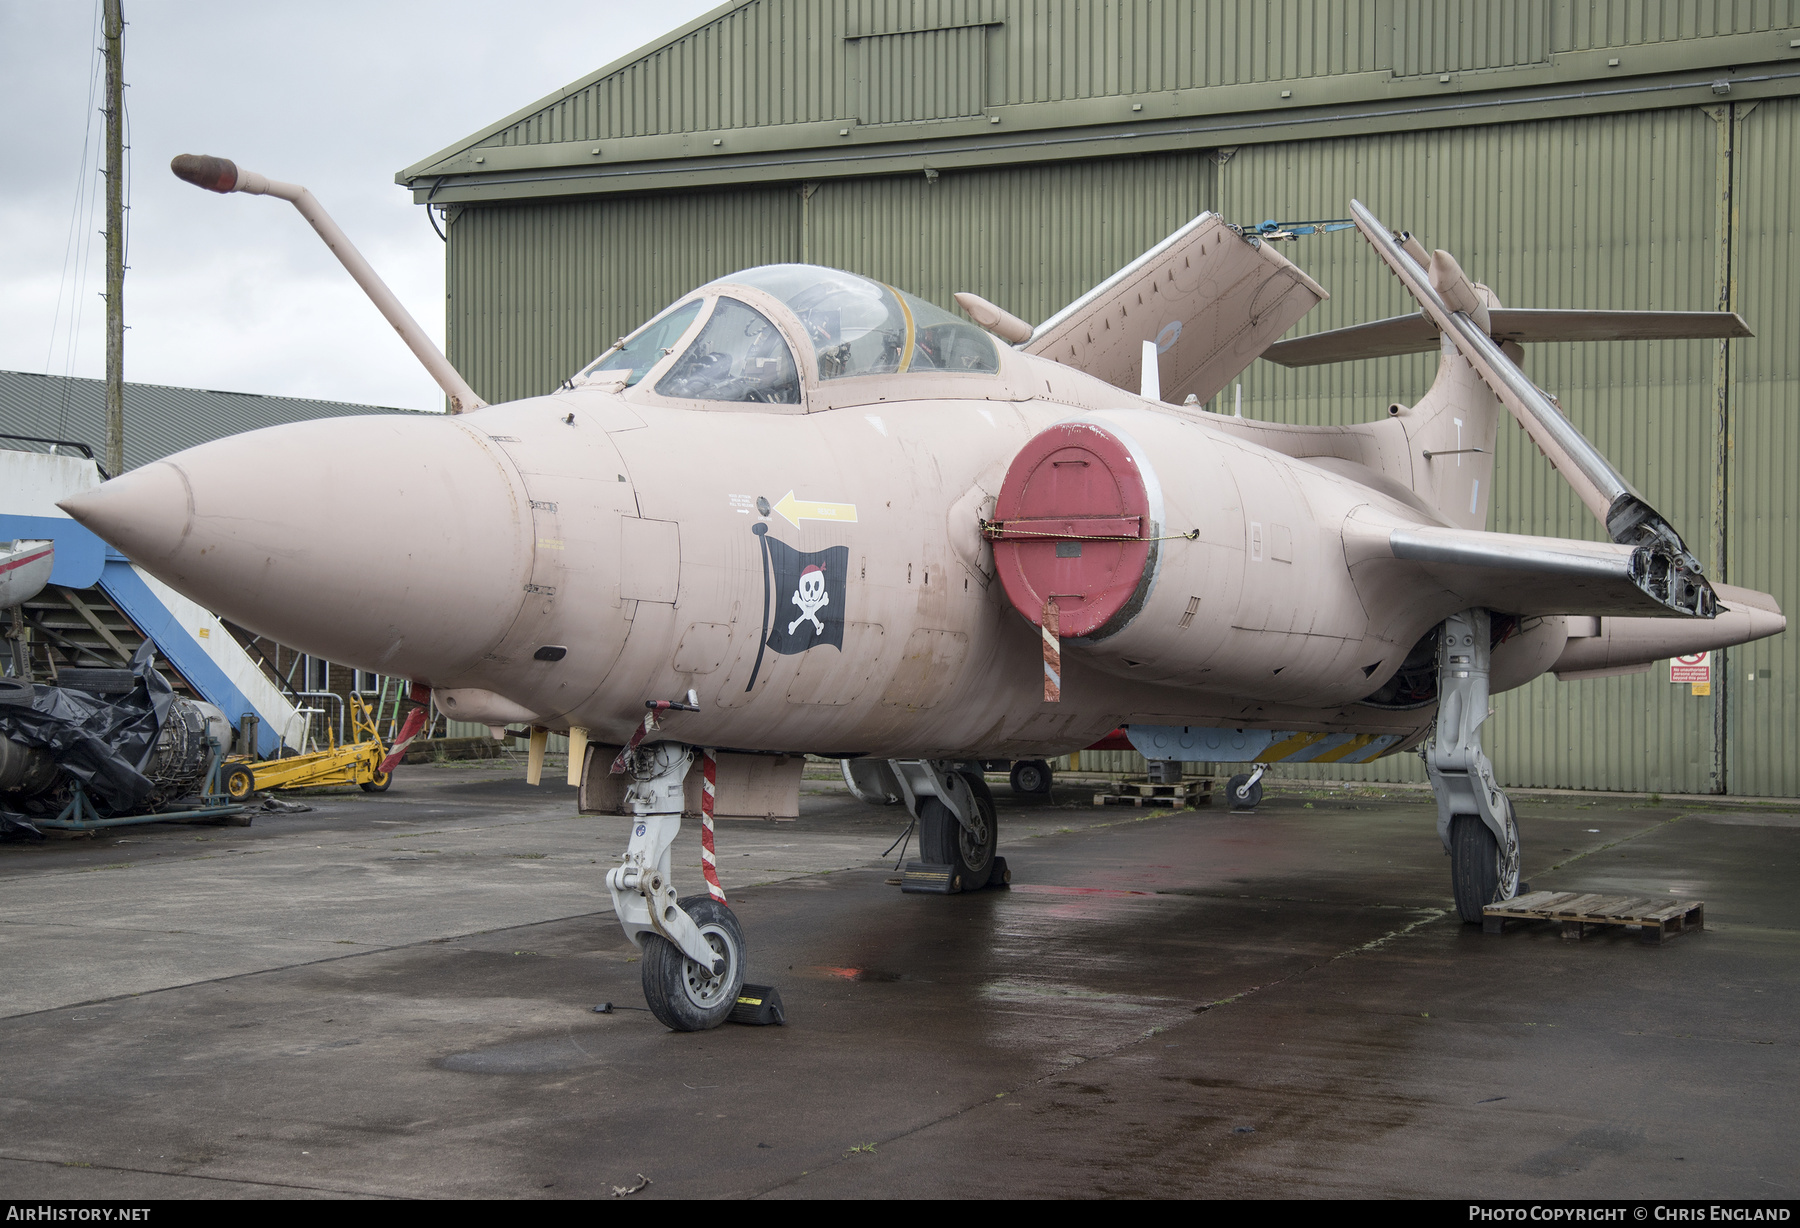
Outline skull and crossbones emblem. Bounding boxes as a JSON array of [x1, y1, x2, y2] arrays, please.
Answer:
[[788, 564, 830, 636]]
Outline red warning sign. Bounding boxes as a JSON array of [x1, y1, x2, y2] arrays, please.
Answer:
[[1670, 652, 1711, 683]]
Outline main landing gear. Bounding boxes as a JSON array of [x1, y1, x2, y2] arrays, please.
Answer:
[[889, 760, 1008, 894], [605, 741, 746, 1030], [1423, 608, 1522, 923]]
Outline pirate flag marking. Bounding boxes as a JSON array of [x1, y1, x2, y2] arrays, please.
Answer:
[[746, 523, 849, 691]]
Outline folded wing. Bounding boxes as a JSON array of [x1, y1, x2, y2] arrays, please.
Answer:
[[1346, 514, 1725, 619], [1025, 212, 1327, 404]]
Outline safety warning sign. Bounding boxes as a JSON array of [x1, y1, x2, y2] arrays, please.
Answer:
[[1670, 652, 1711, 684]]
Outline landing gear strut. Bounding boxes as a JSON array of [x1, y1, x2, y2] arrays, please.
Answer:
[[1423, 609, 1521, 923], [604, 741, 746, 1030], [889, 760, 1007, 893]]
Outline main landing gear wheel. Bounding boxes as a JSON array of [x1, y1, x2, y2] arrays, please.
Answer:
[[1226, 773, 1263, 811], [1450, 804, 1521, 923], [223, 764, 255, 803], [919, 774, 998, 891], [360, 767, 392, 793], [1009, 759, 1053, 796], [641, 895, 747, 1032]]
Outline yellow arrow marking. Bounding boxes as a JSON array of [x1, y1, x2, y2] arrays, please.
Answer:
[[773, 490, 858, 529]]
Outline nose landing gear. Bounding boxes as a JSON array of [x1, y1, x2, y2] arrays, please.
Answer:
[[603, 739, 747, 1031]]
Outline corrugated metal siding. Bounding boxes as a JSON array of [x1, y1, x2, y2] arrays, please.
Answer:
[[1391, 0, 1549, 76], [1216, 107, 1741, 794], [1558, 0, 1799, 50], [484, 0, 856, 145], [805, 150, 1215, 326], [449, 153, 1214, 404], [446, 188, 802, 405], [858, 24, 993, 124], [475, 1, 1791, 149], [0, 369, 416, 473], [1001, 0, 1394, 97], [1726, 97, 1800, 796]]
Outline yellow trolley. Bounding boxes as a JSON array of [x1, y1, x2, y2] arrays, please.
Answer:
[[223, 695, 394, 801]]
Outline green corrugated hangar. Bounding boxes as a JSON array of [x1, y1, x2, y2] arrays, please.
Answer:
[[398, 1, 1798, 797]]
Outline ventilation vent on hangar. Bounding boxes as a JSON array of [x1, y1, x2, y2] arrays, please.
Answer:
[[852, 23, 997, 125]]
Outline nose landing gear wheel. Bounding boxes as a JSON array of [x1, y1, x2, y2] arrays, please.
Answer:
[[641, 895, 747, 1032]]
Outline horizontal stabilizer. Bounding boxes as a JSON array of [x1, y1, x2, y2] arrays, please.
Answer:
[[1262, 308, 1752, 368]]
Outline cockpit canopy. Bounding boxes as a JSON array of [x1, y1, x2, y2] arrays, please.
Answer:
[[576, 264, 1000, 405]]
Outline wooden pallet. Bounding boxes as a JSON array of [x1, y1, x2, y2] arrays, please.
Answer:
[[1092, 778, 1213, 808], [1482, 890, 1705, 944]]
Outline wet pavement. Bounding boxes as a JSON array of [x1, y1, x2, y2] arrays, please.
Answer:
[[0, 762, 1794, 1199]]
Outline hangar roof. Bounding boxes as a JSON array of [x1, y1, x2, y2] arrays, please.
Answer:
[[0, 369, 419, 475], [399, 0, 1800, 204]]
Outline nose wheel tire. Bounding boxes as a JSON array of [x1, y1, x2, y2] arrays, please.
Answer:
[[1450, 806, 1521, 923], [918, 773, 998, 890], [1008, 759, 1053, 796], [1226, 772, 1263, 811], [641, 895, 747, 1032], [223, 764, 255, 802]]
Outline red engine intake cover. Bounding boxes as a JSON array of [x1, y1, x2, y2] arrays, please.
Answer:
[[990, 422, 1152, 639]]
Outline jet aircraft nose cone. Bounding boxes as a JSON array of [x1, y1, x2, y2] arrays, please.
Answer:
[[59, 414, 534, 680], [59, 461, 193, 568]]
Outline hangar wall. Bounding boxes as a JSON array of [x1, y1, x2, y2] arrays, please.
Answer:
[[425, 5, 1798, 797], [445, 152, 1219, 405]]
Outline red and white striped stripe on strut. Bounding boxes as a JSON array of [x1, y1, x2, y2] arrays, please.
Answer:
[[610, 716, 725, 904], [699, 748, 726, 903], [609, 710, 661, 775]]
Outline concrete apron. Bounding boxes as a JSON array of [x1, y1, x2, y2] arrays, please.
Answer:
[[0, 764, 1794, 1198]]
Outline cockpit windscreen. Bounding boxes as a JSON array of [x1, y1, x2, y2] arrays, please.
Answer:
[[578, 299, 702, 386], [709, 265, 999, 380], [655, 298, 801, 404]]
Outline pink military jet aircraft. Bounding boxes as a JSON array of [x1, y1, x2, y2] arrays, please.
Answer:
[[61, 155, 1781, 1030]]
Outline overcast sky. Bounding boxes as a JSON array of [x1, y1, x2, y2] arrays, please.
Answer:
[[0, 0, 716, 413]]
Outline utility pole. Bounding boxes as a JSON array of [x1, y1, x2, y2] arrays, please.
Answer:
[[103, 0, 125, 476]]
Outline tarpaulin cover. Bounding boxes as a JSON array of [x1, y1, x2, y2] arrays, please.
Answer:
[[0, 640, 173, 836]]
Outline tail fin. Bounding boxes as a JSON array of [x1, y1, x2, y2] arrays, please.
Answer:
[[1391, 317, 1504, 532]]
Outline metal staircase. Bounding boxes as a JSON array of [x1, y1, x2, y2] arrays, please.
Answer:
[[9, 584, 192, 692]]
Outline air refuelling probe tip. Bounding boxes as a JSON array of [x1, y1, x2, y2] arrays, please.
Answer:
[[170, 153, 239, 193]]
